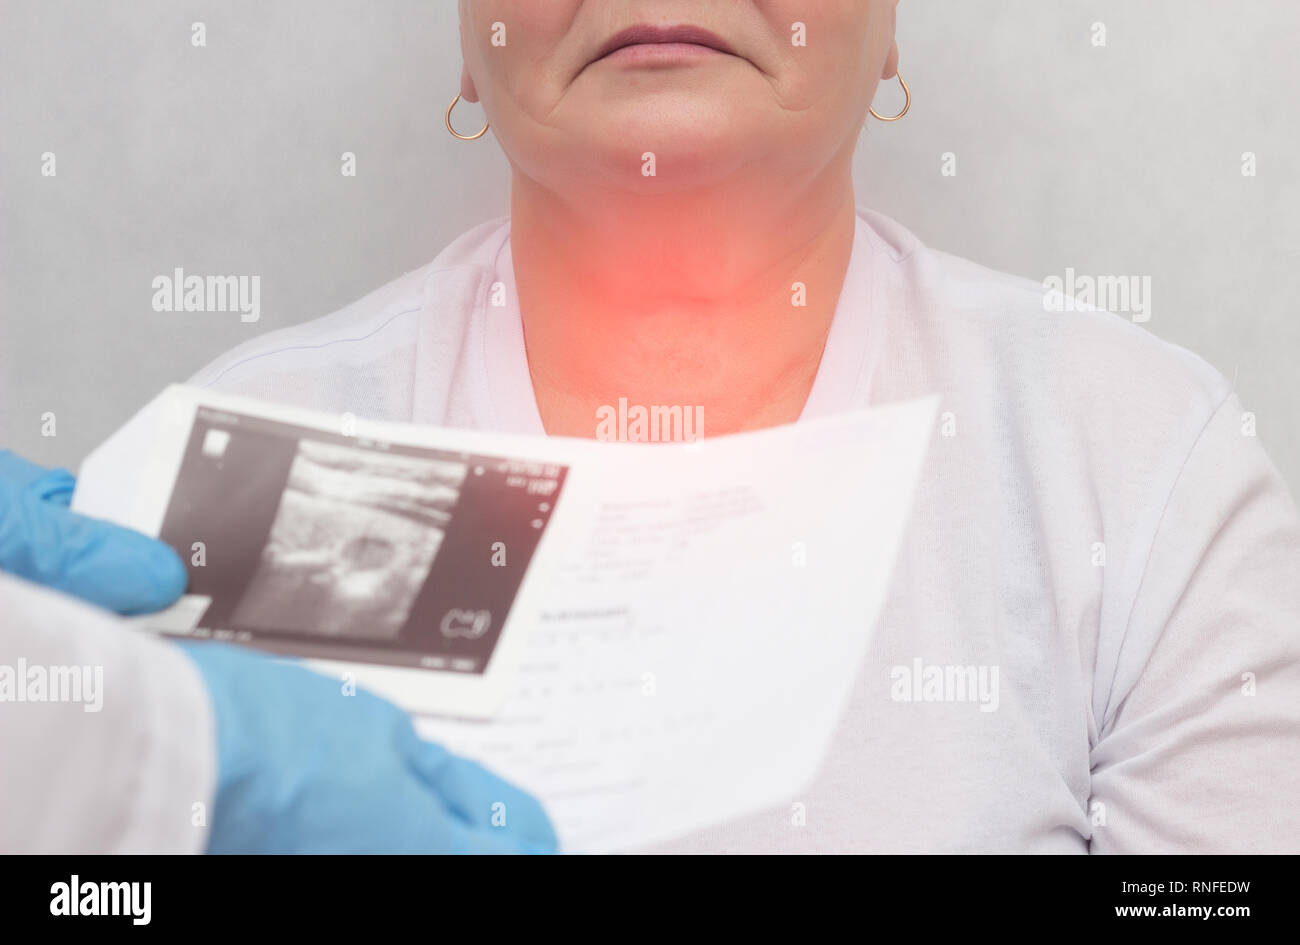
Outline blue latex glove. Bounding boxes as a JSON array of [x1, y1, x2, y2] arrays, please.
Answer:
[[0, 450, 554, 853], [179, 641, 559, 854], [0, 450, 187, 614]]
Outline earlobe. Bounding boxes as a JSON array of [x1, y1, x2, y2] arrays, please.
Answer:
[[883, 0, 900, 79], [460, 64, 480, 104], [882, 42, 900, 81]]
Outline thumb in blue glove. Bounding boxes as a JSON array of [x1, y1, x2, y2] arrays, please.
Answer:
[[178, 641, 559, 854], [0, 450, 187, 614]]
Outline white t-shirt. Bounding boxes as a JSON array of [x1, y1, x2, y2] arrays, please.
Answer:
[[189, 207, 1300, 853]]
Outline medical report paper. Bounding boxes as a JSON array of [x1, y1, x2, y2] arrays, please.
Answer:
[[73, 384, 937, 851]]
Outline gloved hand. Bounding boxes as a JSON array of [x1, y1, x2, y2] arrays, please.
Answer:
[[0, 450, 187, 614], [1, 449, 558, 854], [177, 641, 559, 854]]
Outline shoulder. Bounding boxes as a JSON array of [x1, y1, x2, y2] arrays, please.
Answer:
[[859, 208, 1234, 443], [186, 264, 429, 393], [185, 216, 509, 415], [858, 211, 1289, 740], [861, 208, 1251, 620]]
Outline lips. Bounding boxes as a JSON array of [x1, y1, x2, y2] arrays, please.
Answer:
[[592, 24, 736, 64]]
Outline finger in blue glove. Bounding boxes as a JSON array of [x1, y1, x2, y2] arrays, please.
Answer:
[[0, 450, 188, 614]]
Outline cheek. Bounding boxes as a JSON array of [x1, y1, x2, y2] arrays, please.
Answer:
[[464, 0, 578, 115], [762, 2, 874, 113], [466, 0, 579, 59], [466, 0, 572, 28]]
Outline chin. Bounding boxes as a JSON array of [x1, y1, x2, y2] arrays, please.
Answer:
[[573, 109, 762, 192]]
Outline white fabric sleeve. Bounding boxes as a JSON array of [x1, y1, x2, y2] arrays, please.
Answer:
[[1089, 392, 1300, 852], [0, 572, 216, 853]]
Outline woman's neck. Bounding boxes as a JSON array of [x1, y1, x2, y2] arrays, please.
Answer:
[[509, 161, 858, 439]]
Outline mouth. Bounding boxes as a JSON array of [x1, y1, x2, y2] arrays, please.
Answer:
[[591, 24, 738, 65]]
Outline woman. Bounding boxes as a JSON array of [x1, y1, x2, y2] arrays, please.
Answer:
[[188, 1, 1300, 852]]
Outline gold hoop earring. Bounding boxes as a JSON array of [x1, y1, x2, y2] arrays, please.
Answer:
[[446, 93, 490, 141], [868, 73, 911, 122]]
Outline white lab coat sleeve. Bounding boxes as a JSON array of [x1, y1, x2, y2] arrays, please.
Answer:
[[0, 572, 216, 853], [1088, 393, 1300, 852]]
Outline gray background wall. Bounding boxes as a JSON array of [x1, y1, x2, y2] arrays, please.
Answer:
[[2, 1, 1297, 490]]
